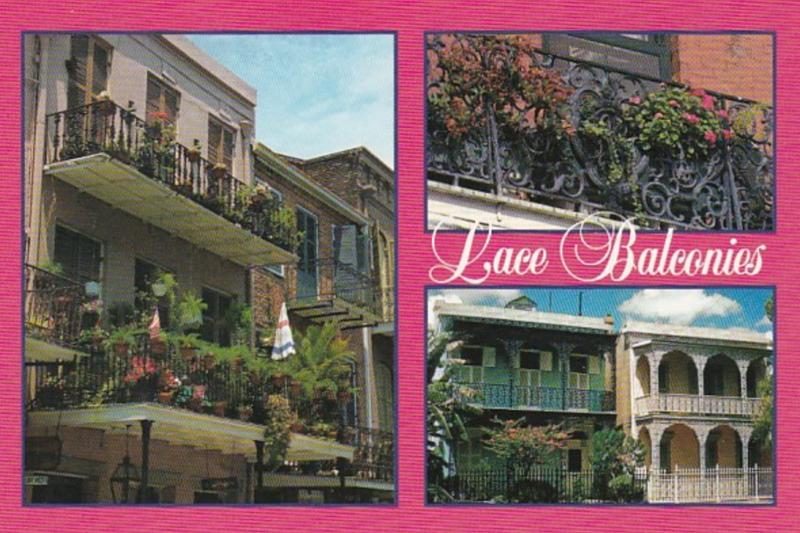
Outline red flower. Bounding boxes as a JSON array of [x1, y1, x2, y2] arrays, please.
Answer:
[[628, 96, 641, 105], [149, 111, 170, 122], [722, 129, 733, 141], [702, 94, 715, 111], [682, 112, 700, 125], [704, 130, 718, 144], [690, 87, 706, 98], [668, 99, 679, 108], [716, 109, 729, 119]]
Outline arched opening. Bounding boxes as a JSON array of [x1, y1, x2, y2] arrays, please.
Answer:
[[748, 433, 772, 468], [635, 356, 650, 397], [704, 354, 741, 396], [706, 425, 742, 468], [658, 351, 698, 395], [660, 423, 699, 471], [746, 358, 768, 398], [638, 427, 652, 468]]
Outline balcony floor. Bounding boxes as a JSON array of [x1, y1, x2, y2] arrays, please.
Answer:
[[45, 153, 295, 268], [289, 296, 379, 330]]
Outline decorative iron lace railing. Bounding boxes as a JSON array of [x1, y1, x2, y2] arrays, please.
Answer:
[[24, 264, 87, 349], [426, 35, 773, 230], [458, 382, 614, 412], [44, 99, 297, 251]]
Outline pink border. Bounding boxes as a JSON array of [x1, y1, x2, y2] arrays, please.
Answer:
[[2, 1, 799, 531]]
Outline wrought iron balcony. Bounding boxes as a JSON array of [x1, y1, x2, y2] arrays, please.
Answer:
[[24, 264, 87, 350], [289, 258, 382, 329], [43, 100, 296, 266], [426, 36, 773, 230], [635, 393, 761, 417], [458, 382, 614, 413]]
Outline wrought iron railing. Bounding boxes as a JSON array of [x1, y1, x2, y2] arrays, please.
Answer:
[[44, 99, 297, 251], [436, 466, 647, 503], [458, 382, 614, 412], [25, 341, 394, 483], [292, 258, 382, 319], [426, 35, 773, 230], [24, 264, 87, 349], [648, 466, 773, 503]]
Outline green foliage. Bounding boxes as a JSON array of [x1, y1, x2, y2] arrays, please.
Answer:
[[623, 85, 732, 160], [263, 395, 295, 470], [38, 261, 64, 276], [765, 295, 774, 322], [176, 291, 207, 331], [287, 322, 354, 396], [104, 324, 144, 348], [590, 427, 645, 502], [753, 373, 773, 449], [427, 34, 574, 141], [483, 419, 569, 474], [426, 330, 483, 503]]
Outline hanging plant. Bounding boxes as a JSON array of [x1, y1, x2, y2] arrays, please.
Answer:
[[427, 34, 574, 141], [622, 85, 732, 160]]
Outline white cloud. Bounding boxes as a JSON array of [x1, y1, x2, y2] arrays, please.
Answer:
[[427, 288, 524, 330], [756, 314, 772, 328], [618, 289, 741, 326]]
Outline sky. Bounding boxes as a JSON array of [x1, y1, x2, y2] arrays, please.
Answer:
[[428, 287, 773, 340], [189, 33, 394, 167]]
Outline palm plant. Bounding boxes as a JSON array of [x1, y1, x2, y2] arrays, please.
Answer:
[[288, 322, 355, 397]]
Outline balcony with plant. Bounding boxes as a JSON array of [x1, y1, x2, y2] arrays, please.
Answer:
[[43, 99, 301, 265], [426, 34, 773, 230]]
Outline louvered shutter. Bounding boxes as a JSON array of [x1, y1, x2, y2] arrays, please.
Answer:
[[67, 35, 89, 109], [482, 346, 496, 368], [540, 351, 552, 371], [588, 355, 601, 375]]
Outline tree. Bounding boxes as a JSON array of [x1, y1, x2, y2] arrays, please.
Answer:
[[752, 294, 774, 453], [590, 427, 645, 502], [426, 329, 481, 502], [482, 419, 570, 502]]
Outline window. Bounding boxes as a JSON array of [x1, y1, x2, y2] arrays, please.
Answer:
[[461, 345, 483, 366], [134, 259, 171, 329], [295, 207, 319, 299], [570, 356, 589, 374], [543, 33, 672, 80], [568, 449, 583, 473], [30, 474, 85, 503], [208, 117, 235, 171], [520, 350, 541, 370], [201, 287, 233, 346], [258, 180, 285, 277], [54, 225, 102, 285], [146, 74, 180, 126], [66, 34, 111, 109]]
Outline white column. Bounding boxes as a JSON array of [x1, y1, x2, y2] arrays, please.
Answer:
[[738, 361, 750, 399], [694, 356, 707, 397], [649, 352, 661, 396], [696, 426, 711, 472], [649, 424, 665, 472], [739, 427, 753, 468]]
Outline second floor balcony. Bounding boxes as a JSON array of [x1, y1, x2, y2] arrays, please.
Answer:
[[44, 100, 296, 267], [635, 394, 761, 418], [458, 381, 614, 413], [24, 264, 88, 356], [288, 258, 383, 329], [426, 34, 773, 230]]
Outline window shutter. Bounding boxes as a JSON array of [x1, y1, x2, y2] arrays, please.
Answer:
[[588, 355, 601, 375], [208, 119, 222, 165], [91, 43, 109, 96], [540, 351, 552, 371], [67, 35, 89, 109], [482, 346, 496, 368]]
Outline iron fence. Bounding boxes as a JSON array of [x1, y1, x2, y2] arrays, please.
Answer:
[[648, 466, 773, 503], [459, 382, 615, 412], [438, 466, 647, 503], [426, 35, 773, 230]]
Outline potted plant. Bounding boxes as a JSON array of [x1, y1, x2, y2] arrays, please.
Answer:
[[123, 356, 159, 402], [96, 90, 115, 116], [289, 378, 302, 397], [146, 111, 171, 141], [188, 384, 209, 412], [237, 403, 253, 421], [290, 420, 305, 433], [176, 291, 207, 332], [79, 325, 107, 350], [202, 346, 217, 370], [150, 332, 168, 357], [186, 139, 202, 163], [210, 162, 228, 180], [175, 333, 201, 362], [105, 325, 142, 357], [157, 368, 180, 404]]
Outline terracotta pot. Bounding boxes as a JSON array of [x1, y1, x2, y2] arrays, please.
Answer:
[[271, 374, 286, 388], [157, 391, 174, 404], [213, 401, 228, 417], [230, 358, 243, 372], [204, 354, 216, 369], [113, 342, 129, 357], [180, 346, 197, 362], [290, 422, 305, 433], [98, 99, 115, 116], [186, 149, 201, 163], [238, 407, 253, 421], [188, 397, 204, 412], [211, 166, 228, 180], [150, 339, 166, 357], [290, 380, 301, 396]]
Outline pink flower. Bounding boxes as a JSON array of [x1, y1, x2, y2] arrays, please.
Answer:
[[682, 112, 700, 124], [704, 130, 718, 144], [702, 94, 715, 110], [668, 99, 679, 108], [653, 112, 664, 119], [690, 87, 706, 98], [716, 109, 729, 119], [722, 129, 733, 141], [628, 96, 641, 105]]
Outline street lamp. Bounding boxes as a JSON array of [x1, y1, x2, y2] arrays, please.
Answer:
[[109, 425, 139, 503]]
